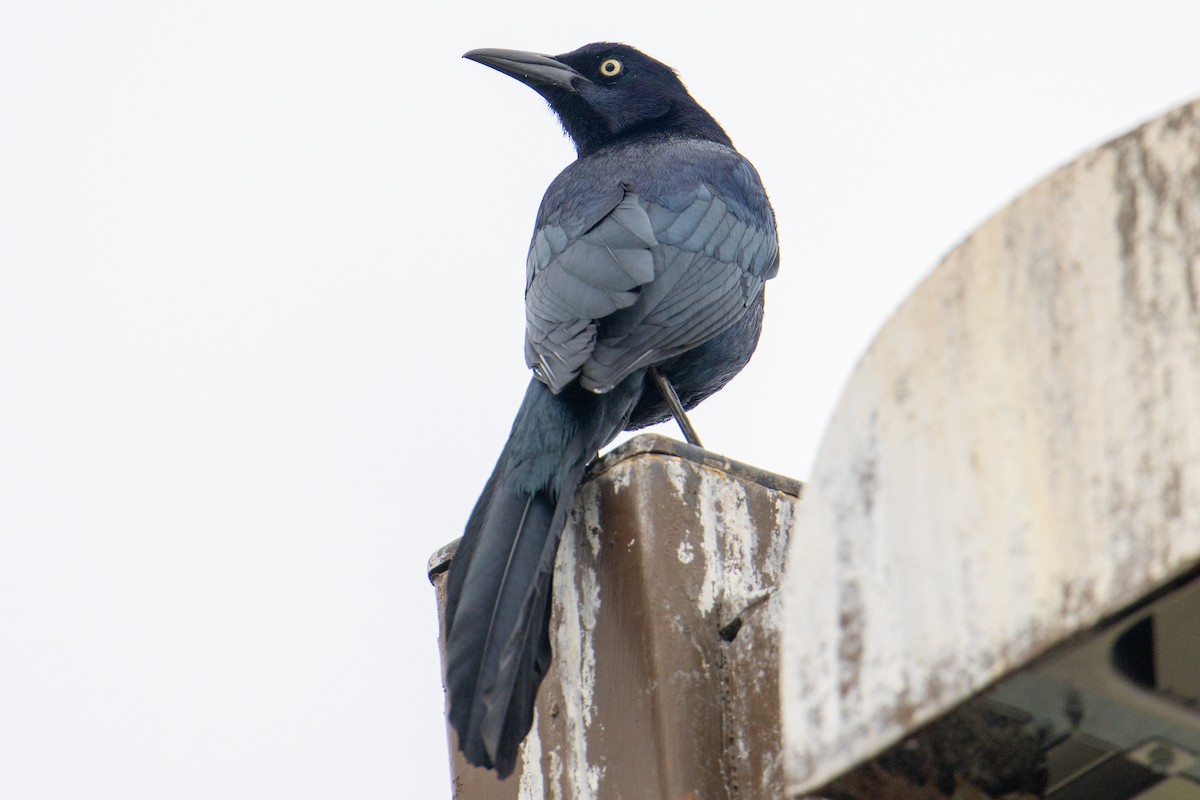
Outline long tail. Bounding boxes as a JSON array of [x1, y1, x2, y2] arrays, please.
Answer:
[[443, 374, 643, 778]]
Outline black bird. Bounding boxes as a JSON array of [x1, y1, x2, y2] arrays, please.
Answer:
[[443, 43, 779, 778]]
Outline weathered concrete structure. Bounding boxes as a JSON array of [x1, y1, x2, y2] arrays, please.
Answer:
[[782, 98, 1200, 797]]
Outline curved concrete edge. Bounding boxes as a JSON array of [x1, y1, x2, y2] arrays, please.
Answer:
[[781, 99, 1200, 795]]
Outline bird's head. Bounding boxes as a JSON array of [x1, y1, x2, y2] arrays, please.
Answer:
[[464, 43, 732, 157]]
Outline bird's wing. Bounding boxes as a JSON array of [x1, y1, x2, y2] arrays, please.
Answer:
[[524, 157, 778, 395], [579, 181, 777, 392], [524, 186, 658, 393]]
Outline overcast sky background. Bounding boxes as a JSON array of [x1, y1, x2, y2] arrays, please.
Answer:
[[2, 2, 1198, 797]]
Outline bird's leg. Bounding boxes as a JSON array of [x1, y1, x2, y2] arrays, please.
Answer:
[[649, 366, 703, 448]]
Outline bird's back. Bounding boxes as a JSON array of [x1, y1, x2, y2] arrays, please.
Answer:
[[534, 135, 776, 246], [526, 133, 778, 406]]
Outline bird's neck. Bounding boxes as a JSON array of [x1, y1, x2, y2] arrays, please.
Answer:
[[570, 102, 733, 158]]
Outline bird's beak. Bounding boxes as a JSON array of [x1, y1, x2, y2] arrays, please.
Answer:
[[463, 48, 589, 92]]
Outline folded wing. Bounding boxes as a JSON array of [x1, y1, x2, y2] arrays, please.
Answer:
[[525, 175, 778, 395]]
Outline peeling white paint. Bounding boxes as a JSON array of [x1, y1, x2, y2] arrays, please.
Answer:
[[603, 460, 635, 492], [552, 494, 605, 800], [517, 709, 544, 800], [677, 540, 695, 564], [661, 454, 690, 500], [696, 468, 764, 617], [759, 748, 784, 799], [766, 495, 795, 584]]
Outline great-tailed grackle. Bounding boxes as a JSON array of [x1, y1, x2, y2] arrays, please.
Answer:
[[443, 43, 779, 778]]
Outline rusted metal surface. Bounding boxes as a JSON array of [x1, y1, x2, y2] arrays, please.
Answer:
[[430, 433, 801, 799], [781, 98, 1200, 796]]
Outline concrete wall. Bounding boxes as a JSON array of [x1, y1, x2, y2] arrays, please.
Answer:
[[781, 99, 1200, 796]]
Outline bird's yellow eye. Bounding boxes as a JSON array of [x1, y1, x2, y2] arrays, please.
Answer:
[[598, 58, 622, 78]]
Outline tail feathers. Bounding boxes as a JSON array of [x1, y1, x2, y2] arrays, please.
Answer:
[[475, 492, 564, 772], [446, 484, 560, 776], [442, 376, 642, 778]]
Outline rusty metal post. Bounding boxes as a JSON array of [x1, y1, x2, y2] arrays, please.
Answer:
[[429, 434, 801, 799]]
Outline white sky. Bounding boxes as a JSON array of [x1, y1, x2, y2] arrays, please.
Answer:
[[1, 1, 1197, 797]]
